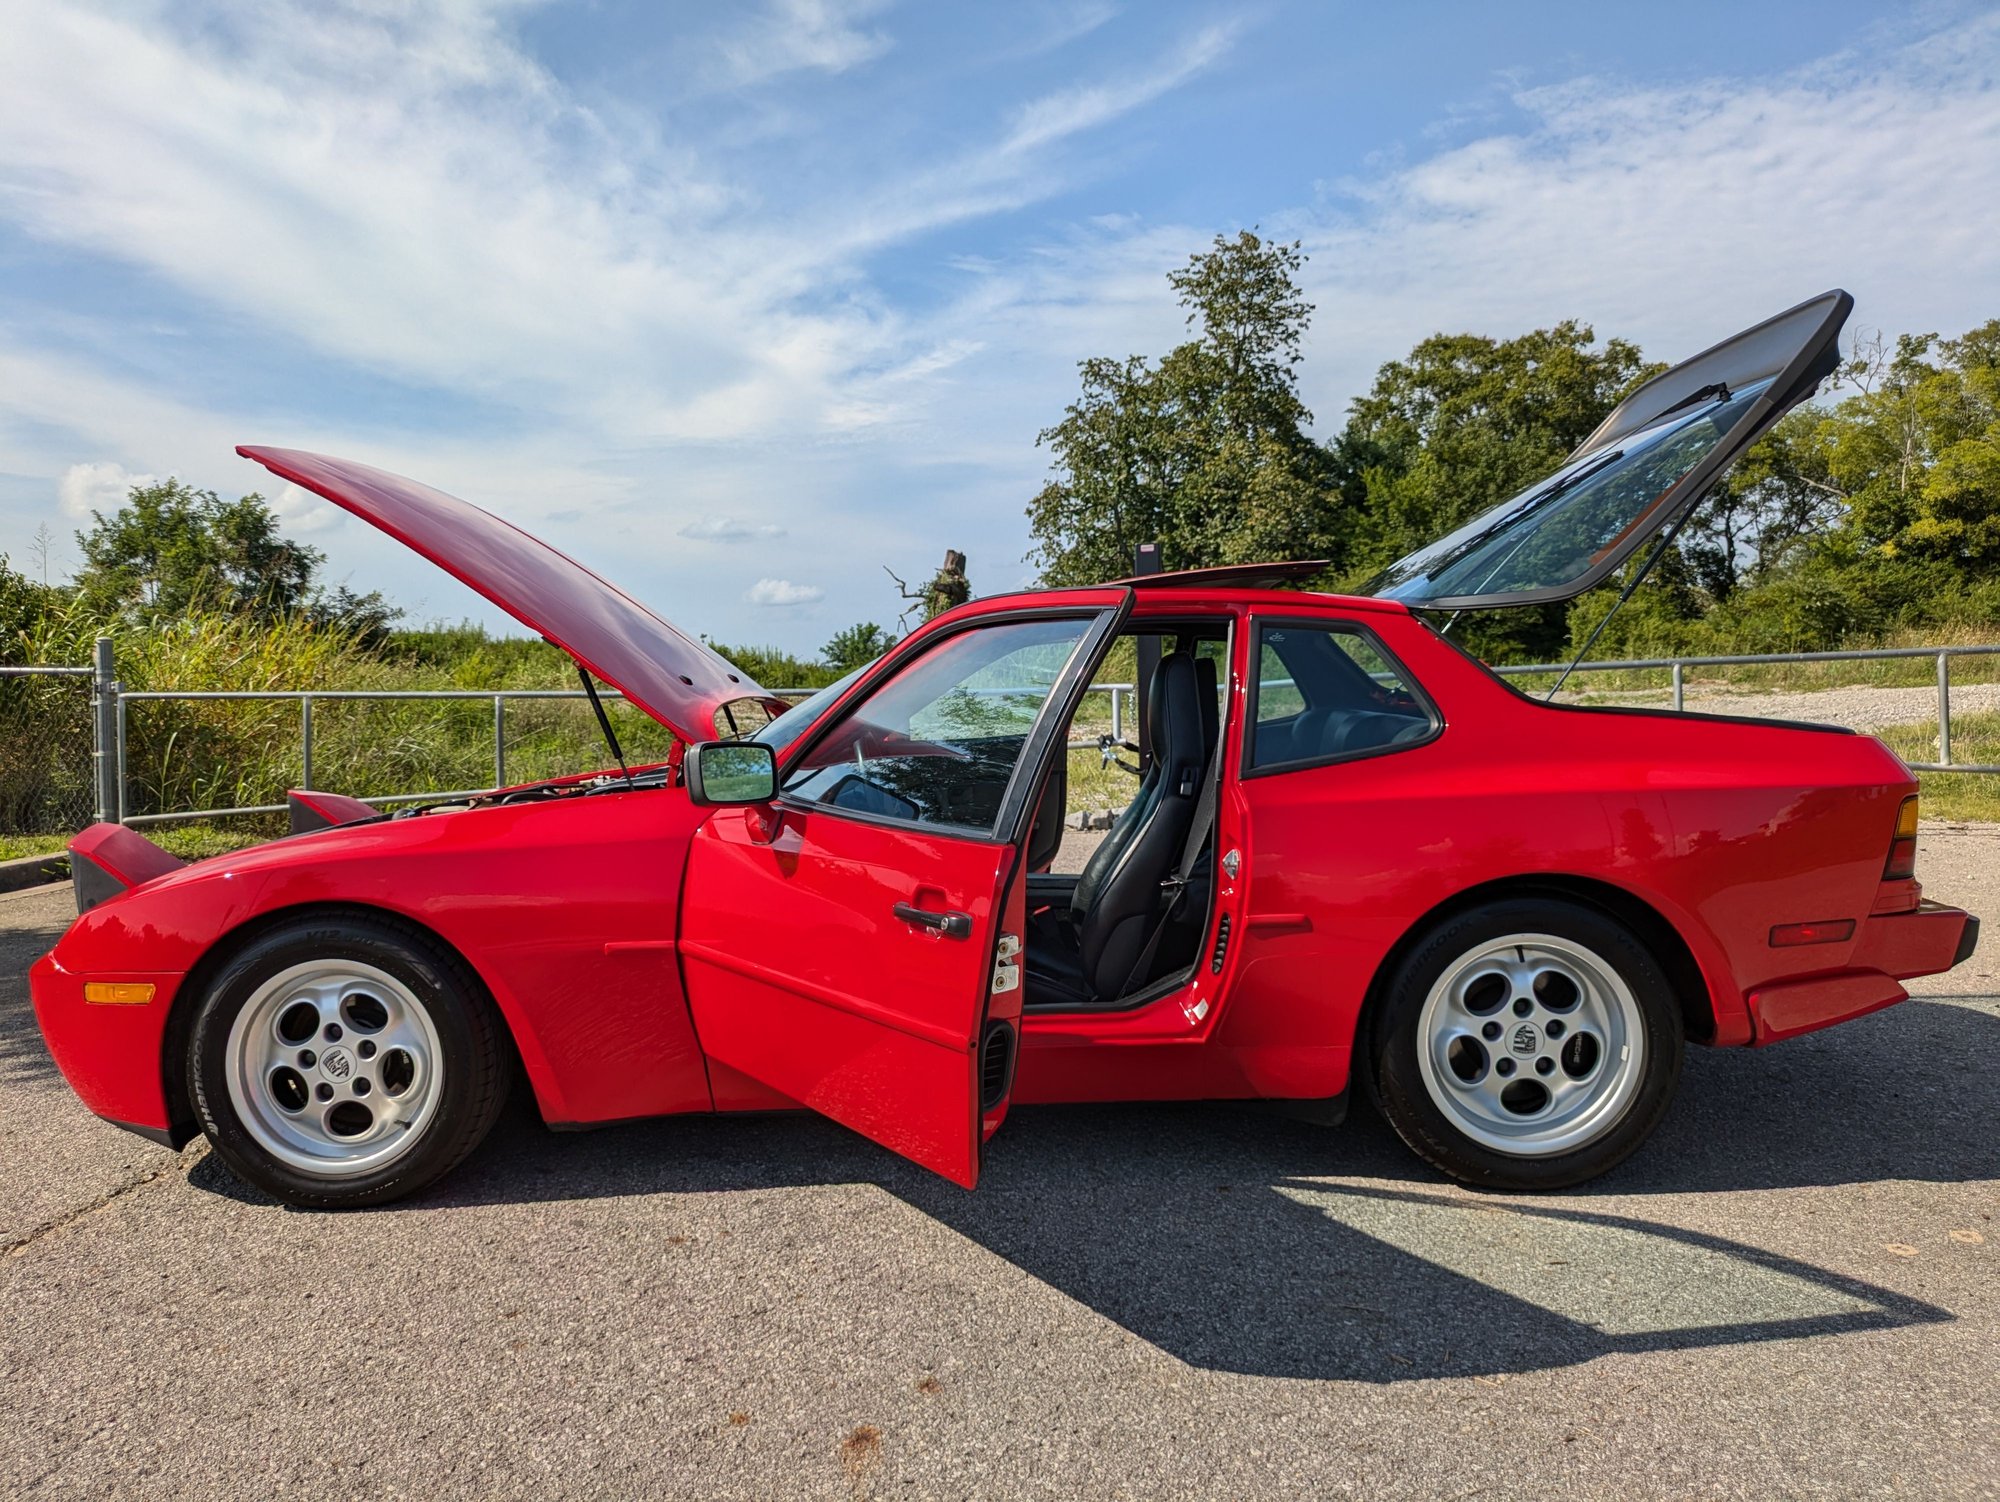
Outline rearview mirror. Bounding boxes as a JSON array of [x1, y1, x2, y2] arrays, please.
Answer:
[[684, 741, 777, 807]]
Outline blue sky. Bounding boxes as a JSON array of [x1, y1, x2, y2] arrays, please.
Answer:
[[2, 1, 1998, 657]]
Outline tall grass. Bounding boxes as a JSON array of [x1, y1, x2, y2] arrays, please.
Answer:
[[5, 608, 678, 830]]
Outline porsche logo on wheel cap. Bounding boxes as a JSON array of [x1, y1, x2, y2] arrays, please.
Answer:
[[1510, 1024, 1539, 1055], [321, 1046, 355, 1081]]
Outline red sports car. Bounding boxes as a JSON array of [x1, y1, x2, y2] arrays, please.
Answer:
[[29, 290, 1978, 1207]]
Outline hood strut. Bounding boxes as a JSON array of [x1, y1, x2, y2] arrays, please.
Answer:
[[577, 666, 636, 788]]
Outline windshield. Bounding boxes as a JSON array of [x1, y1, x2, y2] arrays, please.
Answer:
[[751, 662, 873, 753], [1363, 375, 1776, 608]]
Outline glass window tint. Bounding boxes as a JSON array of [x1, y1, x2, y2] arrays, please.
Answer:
[[1364, 376, 1775, 606], [1250, 625, 1434, 770], [781, 617, 1091, 833]]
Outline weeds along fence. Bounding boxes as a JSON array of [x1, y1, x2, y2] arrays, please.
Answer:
[[0, 658, 96, 834], [5, 637, 2000, 837]]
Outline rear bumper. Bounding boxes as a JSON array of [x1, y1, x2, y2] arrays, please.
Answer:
[[29, 950, 188, 1141], [1746, 901, 1977, 1045]]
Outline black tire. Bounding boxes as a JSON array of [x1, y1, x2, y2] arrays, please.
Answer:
[[1366, 897, 1684, 1191], [188, 913, 508, 1208]]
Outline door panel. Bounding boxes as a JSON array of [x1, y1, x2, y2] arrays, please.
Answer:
[[677, 594, 1131, 1187], [679, 806, 1012, 1185]]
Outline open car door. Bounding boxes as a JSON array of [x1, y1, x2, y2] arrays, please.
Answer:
[[1359, 290, 1852, 611], [677, 591, 1132, 1187]]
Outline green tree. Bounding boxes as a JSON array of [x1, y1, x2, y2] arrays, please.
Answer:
[[1336, 323, 1656, 660], [1339, 323, 1655, 575], [823, 621, 893, 671], [75, 479, 320, 622], [0, 553, 59, 651], [73, 478, 398, 639], [1028, 231, 1336, 584], [1570, 318, 2000, 658]]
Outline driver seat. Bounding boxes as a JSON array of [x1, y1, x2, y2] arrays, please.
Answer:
[[1029, 650, 1207, 1005]]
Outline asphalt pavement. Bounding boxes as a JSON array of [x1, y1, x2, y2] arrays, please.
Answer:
[[2, 829, 1997, 1499]]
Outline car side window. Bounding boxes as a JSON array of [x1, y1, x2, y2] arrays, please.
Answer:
[[1248, 622, 1436, 771], [780, 616, 1093, 834]]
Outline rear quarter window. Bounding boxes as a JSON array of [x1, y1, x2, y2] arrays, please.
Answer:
[[1247, 621, 1439, 773]]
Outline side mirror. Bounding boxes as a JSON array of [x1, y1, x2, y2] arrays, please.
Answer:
[[684, 741, 778, 807]]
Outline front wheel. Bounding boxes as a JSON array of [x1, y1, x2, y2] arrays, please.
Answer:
[[1368, 898, 1684, 1190], [188, 914, 508, 1208]]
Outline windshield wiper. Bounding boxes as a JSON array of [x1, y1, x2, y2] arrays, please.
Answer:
[[1653, 380, 1732, 420], [576, 665, 635, 789]]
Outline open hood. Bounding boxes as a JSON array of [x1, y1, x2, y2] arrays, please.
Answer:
[[238, 446, 773, 746], [1360, 290, 1853, 612]]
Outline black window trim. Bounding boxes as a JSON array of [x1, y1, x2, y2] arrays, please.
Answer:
[[1240, 615, 1443, 780], [771, 600, 1130, 845]]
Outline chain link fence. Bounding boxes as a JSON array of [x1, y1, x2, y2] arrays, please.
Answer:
[[0, 666, 96, 836]]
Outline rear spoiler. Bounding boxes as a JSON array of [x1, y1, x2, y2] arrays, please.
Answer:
[[68, 824, 186, 915], [288, 789, 378, 834]]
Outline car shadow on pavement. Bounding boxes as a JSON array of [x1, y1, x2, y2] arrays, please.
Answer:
[[185, 997, 1984, 1384]]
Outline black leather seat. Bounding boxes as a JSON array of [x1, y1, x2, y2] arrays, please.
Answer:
[[1029, 651, 1207, 1005]]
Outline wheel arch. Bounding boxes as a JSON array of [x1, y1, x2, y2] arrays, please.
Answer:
[[159, 899, 526, 1145], [1359, 874, 1719, 1059]]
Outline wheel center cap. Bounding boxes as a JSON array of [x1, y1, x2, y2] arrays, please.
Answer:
[[321, 1045, 356, 1081], [1509, 1023, 1539, 1055]]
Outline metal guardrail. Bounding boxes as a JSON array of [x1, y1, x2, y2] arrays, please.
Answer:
[[8, 639, 1998, 833], [112, 687, 642, 826]]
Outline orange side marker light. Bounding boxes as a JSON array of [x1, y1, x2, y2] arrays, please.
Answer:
[[83, 982, 156, 1005]]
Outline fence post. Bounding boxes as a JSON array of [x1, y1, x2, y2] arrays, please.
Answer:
[[1937, 652, 1953, 767], [91, 636, 120, 824], [1109, 686, 1122, 744], [493, 695, 506, 787], [1671, 661, 1685, 713], [301, 695, 315, 790]]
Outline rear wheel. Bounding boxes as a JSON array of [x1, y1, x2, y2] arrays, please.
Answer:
[[188, 914, 507, 1208], [1368, 898, 1683, 1190]]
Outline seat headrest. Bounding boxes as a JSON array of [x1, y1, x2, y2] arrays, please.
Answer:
[[1147, 651, 1204, 789], [1192, 655, 1219, 759]]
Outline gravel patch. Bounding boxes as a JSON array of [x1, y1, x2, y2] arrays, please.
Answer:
[[1620, 679, 2000, 733]]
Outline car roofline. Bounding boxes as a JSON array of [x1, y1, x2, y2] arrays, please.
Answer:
[[950, 582, 1416, 618]]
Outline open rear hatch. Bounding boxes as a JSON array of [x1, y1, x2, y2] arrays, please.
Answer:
[[1359, 290, 1852, 612]]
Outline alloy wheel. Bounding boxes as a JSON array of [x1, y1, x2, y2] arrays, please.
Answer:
[[223, 959, 444, 1178], [1413, 931, 1644, 1157]]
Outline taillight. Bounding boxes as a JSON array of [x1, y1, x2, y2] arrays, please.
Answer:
[[1884, 796, 1920, 881]]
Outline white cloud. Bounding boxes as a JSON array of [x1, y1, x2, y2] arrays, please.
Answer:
[[716, 0, 890, 85], [1277, 15, 2000, 422], [57, 460, 155, 519], [678, 517, 788, 542], [746, 577, 825, 606], [269, 482, 343, 535], [998, 22, 1237, 157]]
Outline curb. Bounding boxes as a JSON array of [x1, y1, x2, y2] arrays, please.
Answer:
[[0, 853, 70, 894]]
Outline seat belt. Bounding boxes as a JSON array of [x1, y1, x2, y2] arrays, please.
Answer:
[[1116, 729, 1225, 997]]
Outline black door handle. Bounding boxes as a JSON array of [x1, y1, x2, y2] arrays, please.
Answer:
[[893, 902, 972, 939]]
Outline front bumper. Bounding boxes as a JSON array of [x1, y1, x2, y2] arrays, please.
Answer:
[[29, 950, 190, 1142], [1746, 901, 1978, 1044]]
